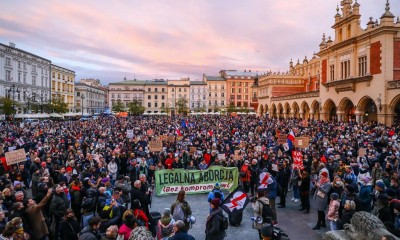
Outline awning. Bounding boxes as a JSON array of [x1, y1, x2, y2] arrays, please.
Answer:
[[49, 113, 63, 118]]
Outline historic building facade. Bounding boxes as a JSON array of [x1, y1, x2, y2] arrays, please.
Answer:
[[257, 0, 400, 125], [189, 80, 207, 111], [108, 79, 145, 110], [75, 79, 106, 115], [51, 64, 75, 112], [144, 79, 168, 113], [221, 70, 257, 109], [203, 74, 227, 112], [0, 42, 51, 113]]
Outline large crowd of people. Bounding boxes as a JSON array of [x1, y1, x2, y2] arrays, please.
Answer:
[[0, 115, 398, 240]]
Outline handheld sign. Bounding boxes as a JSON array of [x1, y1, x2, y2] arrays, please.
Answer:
[[149, 139, 163, 152], [294, 137, 310, 148], [218, 154, 226, 160], [5, 149, 27, 165], [277, 134, 288, 145], [126, 130, 134, 139]]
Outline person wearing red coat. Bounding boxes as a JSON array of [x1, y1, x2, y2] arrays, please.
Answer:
[[240, 160, 251, 193], [165, 154, 174, 170]]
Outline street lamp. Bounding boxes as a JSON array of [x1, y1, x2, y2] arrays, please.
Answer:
[[7, 84, 19, 124], [81, 94, 85, 117], [24, 92, 35, 114]]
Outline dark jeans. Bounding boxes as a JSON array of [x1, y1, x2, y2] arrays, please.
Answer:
[[300, 193, 310, 210], [250, 181, 257, 196], [316, 210, 326, 227], [242, 181, 250, 193], [279, 186, 287, 207]]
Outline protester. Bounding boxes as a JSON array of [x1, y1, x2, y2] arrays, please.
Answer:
[[205, 198, 226, 240], [171, 191, 192, 232], [156, 208, 175, 240], [59, 209, 81, 240], [313, 171, 331, 230], [78, 216, 102, 240], [25, 188, 52, 240], [167, 220, 195, 240], [252, 189, 272, 240]]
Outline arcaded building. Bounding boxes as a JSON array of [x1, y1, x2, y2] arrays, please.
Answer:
[[257, 0, 400, 126]]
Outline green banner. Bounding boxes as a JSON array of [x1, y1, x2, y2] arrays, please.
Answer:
[[155, 166, 239, 196]]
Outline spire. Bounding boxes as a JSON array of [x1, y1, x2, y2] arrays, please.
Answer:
[[335, 5, 341, 18], [327, 36, 333, 43], [397, 17, 400, 24], [381, 0, 394, 18], [353, 0, 359, 8], [289, 58, 293, 68]]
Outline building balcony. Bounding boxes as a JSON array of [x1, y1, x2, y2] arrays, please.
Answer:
[[271, 90, 319, 102], [322, 75, 373, 93]]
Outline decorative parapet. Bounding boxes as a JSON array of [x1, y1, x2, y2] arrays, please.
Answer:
[[387, 80, 400, 89], [271, 90, 319, 101]]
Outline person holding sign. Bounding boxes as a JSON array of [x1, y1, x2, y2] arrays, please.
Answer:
[[312, 171, 331, 230]]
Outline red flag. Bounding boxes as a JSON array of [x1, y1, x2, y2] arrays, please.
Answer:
[[176, 128, 182, 136], [208, 130, 213, 136], [320, 155, 327, 164]]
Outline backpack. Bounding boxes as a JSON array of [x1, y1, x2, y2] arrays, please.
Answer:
[[160, 223, 173, 237], [172, 203, 185, 221], [81, 197, 95, 212], [258, 200, 273, 223], [213, 190, 222, 200], [220, 214, 229, 231]]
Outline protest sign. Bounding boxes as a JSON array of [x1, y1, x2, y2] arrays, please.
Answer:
[[5, 149, 27, 165], [277, 134, 287, 145], [294, 137, 310, 148], [147, 129, 154, 136], [301, 119, 308, 127], [149, 139, 163, 152], [218, 154, 226, 160], [358, 148, 366, 157], [167, 136, 176, 142], [292, 150, 304, 170], [160, 135, 168, 141], [155, 166, 238, 196], [126, 130, 134, 139]]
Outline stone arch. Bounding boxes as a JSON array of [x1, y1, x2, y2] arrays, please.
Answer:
[[357, 96, 378, 123], [277, 103, 284, 118], [284, 102, 291, 118], [259, 104, 264, 116], [292, 102, 300, 118], [301, 101, 311, 119], [311, 100, 320, 120], [338, 97, 356, 122], [389, 94, 400, 124], [264, 104, 269, 116], [271, 103, 277, 118], [323, 99, 337, 121]]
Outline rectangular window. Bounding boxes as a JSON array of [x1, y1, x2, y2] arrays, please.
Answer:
[[330, 65, 335, 81], [32, 76, 36, 85], [221, 101, 225, 106], [209, 92, 211, 97], [214, 85, 217, 89], [244, 83, 248, 87], [18, 61, 21, 69], [23, 63, 26, 70], [155, 95, 158, 100], [209, 101, 211, 106], [214, 93, 217, 97], [5, 57, 11, 66], [155, 102, 158, 107], [231, 82, 235, 87], [52, 72, 55, 78], [5, 70, 11, 81], [162, 88, 165, 92], [148, 88, 151, 92], [221, 93, 224, 97], [111, 94, 115, 98], [231, 88, 235, 93], [179, 88, 182, 92], [23, 74, 26, 83], [58, 74, 60, 79], [341, 60, 350, 79], [214, 100, 217, 106], [162, 95, 165, 100], [184, 88, 187, 92], [32, 65, 36, 73], [221, 85, 224, 90], [244, 95, 248, 100], [238, 82, 241, 87], [358, 56, 367, 77], [18, 73, 21, 83], [155, 88, 158, 92], [238, 88, 242, 93], [162, 103, 165, 107], [148, 102, 151, 107], [237, 95, 241, 100]]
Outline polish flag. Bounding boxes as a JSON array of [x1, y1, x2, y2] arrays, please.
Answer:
[[288, 130, 295, 142], [208, 130, 213, 136], [176, 127, 182, 136]]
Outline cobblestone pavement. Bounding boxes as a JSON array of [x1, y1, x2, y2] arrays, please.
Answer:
[[150, 190, 326, 240]]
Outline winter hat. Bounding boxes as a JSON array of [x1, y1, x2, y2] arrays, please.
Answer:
[[214, 182, 221, 189], [161, 208, 172, 225], [13, 181, 21, 188], [376, 181, 386, 190], [320, 171, 328, 178], [211, 198, 221, 207], [102, 178, 110, 184], [41, 162, 46, 167], [330, 193, 339, 200]]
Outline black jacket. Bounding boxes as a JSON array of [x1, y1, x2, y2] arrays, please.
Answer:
[[130, 187, 149, 215], [205, 208, 226, 240], [78, 226, 101, 240]]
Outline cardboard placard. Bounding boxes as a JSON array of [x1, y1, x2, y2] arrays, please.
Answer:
[[190, 147, 197, 153], [294, 137, 310, 148], [5, 149, 27, 165], [218, 154, 226, 160], [134, 137, 140, 144], [277, 134, 288, 145], [358, 148, 367, 157], [167, 136, 176, 142], [255, 146, 262, 152], [149, 139, 163, 152], [239, 142, 246, 149], [160, 135, 168, 141]]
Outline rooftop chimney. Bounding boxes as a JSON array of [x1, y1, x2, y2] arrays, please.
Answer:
[[9, 42, 15, 48]]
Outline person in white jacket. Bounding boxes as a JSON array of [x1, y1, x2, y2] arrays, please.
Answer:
[[108, 158, 118, 185]]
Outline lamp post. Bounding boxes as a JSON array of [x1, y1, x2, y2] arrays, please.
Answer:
[[7, 84, 19, 124], [24, 92, 35, 114], [81, 94, 85, 117]]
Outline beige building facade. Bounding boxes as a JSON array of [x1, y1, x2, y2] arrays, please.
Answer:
[[51, 64, 75, 112], [257, 0, 400, 125], [167, 78, 190, 115], [144, 80, 168, 113], [203, 74, 227, 112]]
